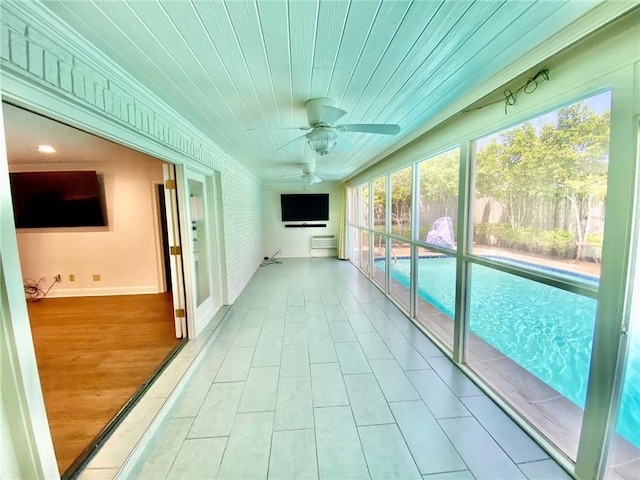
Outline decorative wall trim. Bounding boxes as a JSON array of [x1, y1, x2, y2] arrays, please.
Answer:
[[0, 1, 248, 177]]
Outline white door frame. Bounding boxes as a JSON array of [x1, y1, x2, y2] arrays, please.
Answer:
[[181, 167, 222, 338]]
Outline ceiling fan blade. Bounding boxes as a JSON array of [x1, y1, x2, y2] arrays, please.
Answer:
[[335, 132, 355, 151], [279, 173, 302, 178], [247, 126, 310, 132], [315, 173, 343, 181], [319, 105, 347, 125], [338, 123, 401, 135], [302, 173, 322, 185], [276, 134, 307, 151]]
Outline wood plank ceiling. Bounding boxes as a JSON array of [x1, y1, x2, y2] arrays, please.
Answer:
[[40, 0, 603, 184]]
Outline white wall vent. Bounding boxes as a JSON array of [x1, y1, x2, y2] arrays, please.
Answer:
[[311, 235, 337, 249]]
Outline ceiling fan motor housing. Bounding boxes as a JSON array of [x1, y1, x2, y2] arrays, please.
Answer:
[[305, 97, 349, 127]]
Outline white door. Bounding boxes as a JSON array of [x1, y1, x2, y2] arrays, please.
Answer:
[[185, 169, 217, 333], [162, 163, 187, 338]]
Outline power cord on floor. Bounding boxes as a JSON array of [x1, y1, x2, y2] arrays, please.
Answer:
[[24, 276, 59, 302], [261, 249, 282, 267]]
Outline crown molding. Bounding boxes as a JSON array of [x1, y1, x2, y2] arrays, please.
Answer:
[[0, 1, 256, 179]]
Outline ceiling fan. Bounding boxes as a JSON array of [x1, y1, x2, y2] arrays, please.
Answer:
[[277, 98, 401, 156], [279, 159, 324, 186]]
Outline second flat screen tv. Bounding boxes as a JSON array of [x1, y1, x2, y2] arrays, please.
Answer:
[[9, 170, 107, 228], [281, 193, 329, 222]]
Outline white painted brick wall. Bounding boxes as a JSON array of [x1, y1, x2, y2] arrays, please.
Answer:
[[220, 162, 263, 304]]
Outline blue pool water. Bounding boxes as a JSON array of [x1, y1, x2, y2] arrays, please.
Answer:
[[378, 256, 640, 448]]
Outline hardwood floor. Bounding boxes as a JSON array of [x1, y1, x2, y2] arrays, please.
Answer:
[[27, 293, 180, 475]]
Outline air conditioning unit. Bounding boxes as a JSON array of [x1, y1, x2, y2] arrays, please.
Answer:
[[310, 235, 337, 249]]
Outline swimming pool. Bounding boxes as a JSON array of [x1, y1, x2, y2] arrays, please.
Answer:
[[377, 256, 639, 448]]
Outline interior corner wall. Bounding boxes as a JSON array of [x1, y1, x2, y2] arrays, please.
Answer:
[[263, 183, 342, 258], [11, 156, 164, 297]]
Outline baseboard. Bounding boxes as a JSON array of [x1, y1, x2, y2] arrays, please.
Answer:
[[46, 286, 161, 298]]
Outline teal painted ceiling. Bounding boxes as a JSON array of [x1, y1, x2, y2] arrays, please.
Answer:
[[35, 0, 610, 184]]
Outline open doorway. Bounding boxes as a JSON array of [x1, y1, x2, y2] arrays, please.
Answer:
[[3, 102, 185, 476]]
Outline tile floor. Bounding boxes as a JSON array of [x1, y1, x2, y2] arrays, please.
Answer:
[[124, 258, 571, 480]]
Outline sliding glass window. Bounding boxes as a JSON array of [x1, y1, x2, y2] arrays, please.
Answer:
[[361, 183, 369, 228], [467, 91, 611, 460], [414, 149, 460, 350], [346, 84, 637, 479], [388, 166, 412, 310], [472, 92, 610, 280]]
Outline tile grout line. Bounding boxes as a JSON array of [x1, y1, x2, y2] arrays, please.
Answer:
[[113, 305, 238, 480]]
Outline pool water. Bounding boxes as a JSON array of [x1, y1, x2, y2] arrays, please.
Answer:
[[378, 256, 640, 448]]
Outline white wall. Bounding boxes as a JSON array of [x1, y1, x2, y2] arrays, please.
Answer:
[[11, 156, 164, 297], [263, 183, 342, 258]]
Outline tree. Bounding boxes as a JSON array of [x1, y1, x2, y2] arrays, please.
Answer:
[[419, 149, 459, 217], [390, 166, 412, 238], [540, 103, 609, 259], [474, 99, 610, 260], [372, 177, 386, 231], [475, 122, 545, 230]]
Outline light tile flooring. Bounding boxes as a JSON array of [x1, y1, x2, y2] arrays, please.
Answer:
[[126, 258, 571, 480]]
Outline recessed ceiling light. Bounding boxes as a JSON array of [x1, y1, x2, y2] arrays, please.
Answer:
[[38, 145, 56, 153]]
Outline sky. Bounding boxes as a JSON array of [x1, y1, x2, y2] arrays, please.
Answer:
[[475, 90, 611, 150]]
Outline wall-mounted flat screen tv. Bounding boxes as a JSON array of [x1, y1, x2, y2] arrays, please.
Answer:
[[281, 193, 329, 222], [9, 171, 107, 228]]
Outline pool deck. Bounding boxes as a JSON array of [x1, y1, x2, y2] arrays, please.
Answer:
[[380, 242, 602, 278]]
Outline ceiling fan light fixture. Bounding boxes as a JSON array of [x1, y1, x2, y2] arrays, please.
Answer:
[[306, 130, 338, 156], [302, 173, 321, 186]]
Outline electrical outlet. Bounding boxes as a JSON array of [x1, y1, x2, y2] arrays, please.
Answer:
[[93, 274, 101, 282], [69, 274, 75, 282]]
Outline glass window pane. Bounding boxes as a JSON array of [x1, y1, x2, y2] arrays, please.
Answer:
[[350, 187, 359, 225], [373, 177, 386, 232], [351, 226, 360, 269], [467, 263, 598, 460], [472, 92, 611, 281], [388, 239, 410, 311], [606, 241, 640, 478], [414, 248, 456, 351], [372, 233, 386, 288], [188, 179, 210, 307], [390, 166, 412, 239], [361, 183, 369, 228], [418, 149, 460, 249], [361, 229, 370, 274]]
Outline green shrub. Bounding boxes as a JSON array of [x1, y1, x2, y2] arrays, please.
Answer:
[[586, 233, 603, 247], [551, 229, 575, 258], [474, 222, 575, 258]]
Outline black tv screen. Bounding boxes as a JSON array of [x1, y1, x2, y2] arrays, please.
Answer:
[[9, 171, 107, 228], [281, 193, 329, 222]]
